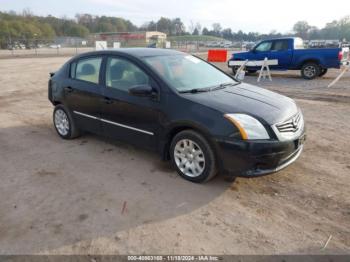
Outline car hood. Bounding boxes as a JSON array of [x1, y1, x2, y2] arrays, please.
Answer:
[[231, 51, 251, 59], [182, 83, 298, 125]]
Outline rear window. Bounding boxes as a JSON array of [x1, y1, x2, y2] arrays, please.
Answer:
[[272, 40, 289, 51], [71, 57, 102, 84]]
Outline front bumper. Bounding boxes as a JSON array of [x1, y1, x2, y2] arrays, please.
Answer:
[[214, 132, 306, 177]]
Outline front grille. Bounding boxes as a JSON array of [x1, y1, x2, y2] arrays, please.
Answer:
[[276, 112, 302, 133]]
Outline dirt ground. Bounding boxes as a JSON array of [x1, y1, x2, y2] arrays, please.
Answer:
[[0, 56, 349, 255]]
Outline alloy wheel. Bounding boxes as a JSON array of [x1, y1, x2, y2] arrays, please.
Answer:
[[304, 66, 316, 78], [174, 139, 205, 177], [54, 109, 70, 136]]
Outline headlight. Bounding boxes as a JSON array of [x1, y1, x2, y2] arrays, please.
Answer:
[[224, 114, 270, 140]]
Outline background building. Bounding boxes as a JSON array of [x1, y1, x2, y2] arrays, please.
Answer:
[[90, 31, 167, 47]]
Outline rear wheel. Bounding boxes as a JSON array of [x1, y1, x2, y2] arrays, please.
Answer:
[[319, 68, 328, 77], [301, 62, 320, 80], [170, 130, 218, 183], [53, 104, 80, 139]]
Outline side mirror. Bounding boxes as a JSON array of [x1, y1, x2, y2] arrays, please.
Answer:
[[129, 84, 156, 97]]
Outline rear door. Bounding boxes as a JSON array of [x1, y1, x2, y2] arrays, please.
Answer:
[[268, 39, 293, 69], [63, 56, 104, 134], [100, 55, 161, 150]]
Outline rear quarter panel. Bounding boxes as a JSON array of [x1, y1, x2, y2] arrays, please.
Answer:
[[291, 48, 341, 69]]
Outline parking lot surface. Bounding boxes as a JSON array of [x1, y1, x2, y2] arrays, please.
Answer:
[[0, 56, 349, 254]]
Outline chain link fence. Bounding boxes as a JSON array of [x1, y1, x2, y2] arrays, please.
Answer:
[[0, 38, 248, 58]]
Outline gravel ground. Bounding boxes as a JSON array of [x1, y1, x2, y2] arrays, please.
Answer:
[[0, 56, 349, 255]]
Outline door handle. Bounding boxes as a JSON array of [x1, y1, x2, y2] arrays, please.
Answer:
[[103, 97, 114, 105], [64, 86, 74, 93]]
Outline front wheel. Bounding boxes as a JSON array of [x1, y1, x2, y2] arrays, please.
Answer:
[[170, 130, 218, 183], [246, 69, 257, 74], [231, 66, 239, 76], [301, 63, 320, 80]]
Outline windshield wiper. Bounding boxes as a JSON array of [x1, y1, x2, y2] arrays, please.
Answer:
[[209, 82, 240, 91], [179, 82, 240, 94], [179, 88, 211, 94]]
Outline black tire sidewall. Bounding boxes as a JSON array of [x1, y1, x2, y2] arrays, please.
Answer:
[[231, 66, 239, 75], [301, 63, 320, 80], [319, 68, 328, 77], [53, 105, 73, 139], [170, 130, 217, 183], [247, 69, 257, 74]]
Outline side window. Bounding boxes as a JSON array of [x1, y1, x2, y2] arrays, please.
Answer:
[[73, 57, 102, 84], [255, 41, 272, 52], [106, 57, 149, 92], [272, 40, 289, 51], [70, 62, 77, 78]]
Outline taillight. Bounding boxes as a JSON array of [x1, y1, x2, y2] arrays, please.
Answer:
[[338, 51, 343, 61]]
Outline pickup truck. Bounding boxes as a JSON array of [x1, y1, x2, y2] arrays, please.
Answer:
[[228, 37, 345, 79]]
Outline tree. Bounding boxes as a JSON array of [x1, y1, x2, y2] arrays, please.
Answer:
[[37, 22, 56, 39], [171, 18, 186, 35], [235, 30, 244, 41], [114, 18, 127, 32], [3, 9, 350, 50], [202, 27, 209, 35], [195, 22, 202, 35], [188, 20, 195, 34], [293, 21, 311, 39], [212, 23, 222, 36], [222, 28, 233, 40], [157, 17, 172, 34], [308, 26, 320, 39], [66, 24, 89, 37], [22, 8, 33, 18]]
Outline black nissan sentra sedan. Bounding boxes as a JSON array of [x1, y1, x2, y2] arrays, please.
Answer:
[[48, 48, 306, 183]]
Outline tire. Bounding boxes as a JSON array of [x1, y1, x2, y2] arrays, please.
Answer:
[[319, 68, 328, 77], [170, 130, 218, 183], [301, 62, 320, 80], [53, 104, 80, 139], [246, 69, 257, 74], [231, 66, 239, 76]]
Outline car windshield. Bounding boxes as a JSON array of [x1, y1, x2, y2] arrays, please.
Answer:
[[143, 54, 237, 92]]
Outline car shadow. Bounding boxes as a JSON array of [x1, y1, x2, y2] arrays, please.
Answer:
[[0, 123, 232, 254]]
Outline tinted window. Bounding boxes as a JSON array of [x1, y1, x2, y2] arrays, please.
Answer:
[[74, 57, 102, 84], [106, 57, 149, 92], [144, 55, 236, 92], [272, 40, 289, 51], [255, 41, 272, 52]]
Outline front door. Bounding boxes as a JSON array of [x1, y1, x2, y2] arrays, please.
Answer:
[[100, 56, 161, 150], [253, 40, 273, 60]]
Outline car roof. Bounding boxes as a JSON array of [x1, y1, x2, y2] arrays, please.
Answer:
[[76, 48, 186, 59], [260, 37, 300, 41]]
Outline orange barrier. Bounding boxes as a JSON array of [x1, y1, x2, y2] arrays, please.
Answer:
[[207, 50, 228, 62]]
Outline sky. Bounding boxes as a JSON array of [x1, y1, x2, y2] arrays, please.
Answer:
[[1, 0, 349, 33]]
